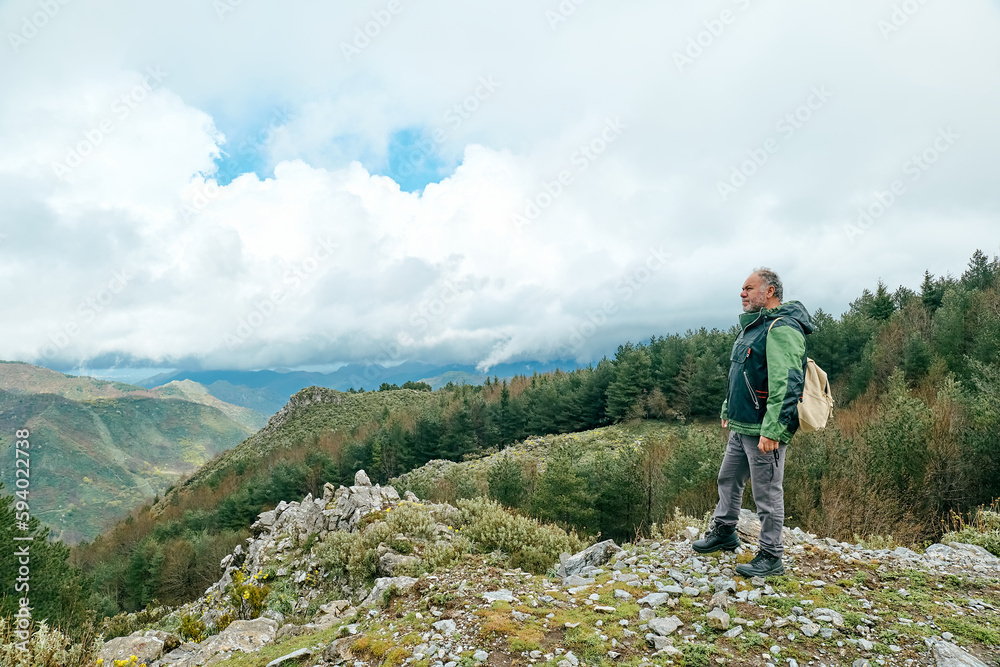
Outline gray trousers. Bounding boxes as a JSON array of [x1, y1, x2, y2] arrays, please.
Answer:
[[713, 430, 787, 557]]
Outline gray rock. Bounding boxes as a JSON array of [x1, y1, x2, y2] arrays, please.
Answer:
[[561, 540, 622, 577], [800, 622, 820, 638], [322, 637, 356, 664], [736, 508, 793, 547], [706, 608, 730, 630], [925, 543, 955, 557], [265, 648, 314, 667], [143, 630, 180, 652], [432, 619, 458, 635], [320, 599, 351, 616], [614, 589, 632, 600], [813, 607, 845, 628], [377, 546, 420, 577], [355, 470, 372, 486], [637, 592, 670, 607], [100, 635, 165, 666], [473, 650, 489, 662], [946, 542, 1000, 563], [723, 626, 743, 638], [712, 578, 737, 593], [153, 641, 201, 666], [162, 618, 278, 667], [648, 615, 683, 636], [928, 639, 990, 666], [482, 589, 516, 603], [362, 576, 419, 606], [852, 660, 871, 667], [563, 574, 595, 587], [709, 591, 730, 610]]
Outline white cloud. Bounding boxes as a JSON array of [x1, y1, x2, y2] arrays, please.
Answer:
[[0, 0, 998, 371]]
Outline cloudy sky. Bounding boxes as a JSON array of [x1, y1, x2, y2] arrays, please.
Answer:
[[1, 0, 998, 374]]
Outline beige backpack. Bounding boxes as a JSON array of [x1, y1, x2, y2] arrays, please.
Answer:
[[769, 319, 834, 432]]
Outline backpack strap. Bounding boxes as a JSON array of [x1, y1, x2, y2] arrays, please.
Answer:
[[767, 317, 783, 333]]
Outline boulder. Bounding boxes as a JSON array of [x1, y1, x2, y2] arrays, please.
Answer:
[[944, 542, 1000, 563], [560, 540, 622, 578], [202, 617, 278, 652], [927, 639, 990, 667], [482, 589, 517, 603], [265, 647, 314, 667], [143, 630, 180, 652], [376, 545, 420, 577], [432, 619, 458, 635], [362, 576, 419, 606], [100, 634, 164, 666], [152, 641, 201, 666], [736, 509, 793, 547], [706, 608, 731, 630], [321, 637, 356, 665], [813, 607, 845, 628], [648, 615, 683, 636], [637, 592, 670, 608]]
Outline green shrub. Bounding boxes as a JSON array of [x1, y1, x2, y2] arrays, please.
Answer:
[[0, 620, 99, 667], [422, 535, 470, 571], [456, 497, 587, 571], [942, 501, 1000, 556], [178, 613, 206, 642]]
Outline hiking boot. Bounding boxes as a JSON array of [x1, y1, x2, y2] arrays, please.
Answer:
[[735, 550, 785, 578], [692, 522, 740, 554]]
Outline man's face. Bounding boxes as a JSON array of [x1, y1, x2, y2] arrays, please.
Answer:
[[741, 273, 772, 313]]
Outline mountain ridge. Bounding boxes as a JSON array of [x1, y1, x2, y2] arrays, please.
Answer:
[[0, 362, 266, 542]]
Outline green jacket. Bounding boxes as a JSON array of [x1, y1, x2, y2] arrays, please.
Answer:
[[720, 301, 813, 443]]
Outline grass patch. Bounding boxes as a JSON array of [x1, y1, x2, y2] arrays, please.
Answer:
[[938, 617, 1000, 645], [681, 643, 716, 667]]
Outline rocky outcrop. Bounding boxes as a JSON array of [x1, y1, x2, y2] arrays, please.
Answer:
[[154, 618, 277, 667], [134, 469, 1000, 667], [100, 633, 166, 666], [208, 470, 401, 604]]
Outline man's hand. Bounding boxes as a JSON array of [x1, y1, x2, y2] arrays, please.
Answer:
[[721, 419, 728, 428], [758, 436, 780, 453]]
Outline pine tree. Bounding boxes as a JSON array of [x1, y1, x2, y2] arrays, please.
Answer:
[[869, 280, 895, 321], [0, 485, 89, 630], [961, 249, 999, 291], [921, 270, 945, 312], [605, 343, 653, 421]]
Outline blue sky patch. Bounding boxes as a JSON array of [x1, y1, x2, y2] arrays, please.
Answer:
[[379, 127, 454, 193]]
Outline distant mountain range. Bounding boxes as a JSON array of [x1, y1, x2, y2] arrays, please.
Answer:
[[137, 360, 580, 415], [0, 361, 266, 543]]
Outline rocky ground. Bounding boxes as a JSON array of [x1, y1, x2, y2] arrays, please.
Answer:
[[99, 472, 1000, 667]]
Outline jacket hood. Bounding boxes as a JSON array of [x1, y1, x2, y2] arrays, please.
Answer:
[[738, 300, 814, 335]]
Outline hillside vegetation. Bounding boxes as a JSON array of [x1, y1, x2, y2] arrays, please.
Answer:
[[0, 389, 257, 543], [5, 249, 998, 639]]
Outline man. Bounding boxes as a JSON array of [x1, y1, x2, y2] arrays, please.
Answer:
[[692, 268, 813, 577]]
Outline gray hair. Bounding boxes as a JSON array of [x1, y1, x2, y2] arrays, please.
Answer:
[[754, 267, 783, 301]]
